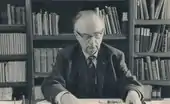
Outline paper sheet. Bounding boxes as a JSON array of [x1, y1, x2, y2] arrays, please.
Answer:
[[0, 100, 22, 104]]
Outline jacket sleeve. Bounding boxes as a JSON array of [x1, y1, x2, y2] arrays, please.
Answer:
[[41, 51, 68, 102], [116, 51, 144, 101]]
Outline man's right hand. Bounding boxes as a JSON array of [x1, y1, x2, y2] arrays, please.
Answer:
[[58, 93, 101, 104], [60, 93, 81, 104]]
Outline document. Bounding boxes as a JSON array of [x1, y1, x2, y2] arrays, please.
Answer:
[[36, 98, 170, 104], [36, 100, 50, 104], [0, 100, 22, 104]]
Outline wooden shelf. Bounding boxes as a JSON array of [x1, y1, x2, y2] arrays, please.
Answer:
[[0, 24, 25, 32], [134, 52, 170, 58], [34, 72, 50, 78], [140, 80, 170, 86], [0, 82, 27, 87], [135, 19, 170, 25], [0, 54, 27, 61], [33, 34, 127, 41], [33, 0, 125, 2]]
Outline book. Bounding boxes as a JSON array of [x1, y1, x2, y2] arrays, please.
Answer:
[[134, 56, 170, 80], [0, 4, 25, 24], [134, 25, 170, 53], [135, 0, 169, 20]]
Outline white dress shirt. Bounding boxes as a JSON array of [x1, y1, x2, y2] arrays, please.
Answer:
[[82, 50, 98, 67]]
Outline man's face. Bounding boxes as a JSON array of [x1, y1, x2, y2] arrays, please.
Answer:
[[74, 15, 104, 56]]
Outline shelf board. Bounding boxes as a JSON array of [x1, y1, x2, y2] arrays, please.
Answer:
[[135, 19, 170, 25], [33, 0, 125, 2], [34, 72, 50, 78], [0, 24, 25, 32], [0, 54, 27, 61], [134, 52, 170, 58], [140, 80, 170, 86], [0, 82, 27, 87], [33, 34, 127, 41]]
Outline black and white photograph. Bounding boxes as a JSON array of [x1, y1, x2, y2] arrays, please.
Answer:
[[0, 0, 170, 104]]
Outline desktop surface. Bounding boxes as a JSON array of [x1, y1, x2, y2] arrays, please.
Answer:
[[35, 98, 170, 104]]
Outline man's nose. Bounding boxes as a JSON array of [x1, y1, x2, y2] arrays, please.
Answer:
[[89, 37, 97, 45], [91, 36, 96, 41]]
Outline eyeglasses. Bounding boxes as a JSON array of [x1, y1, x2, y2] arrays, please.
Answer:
[[75, 29, 104, 40]]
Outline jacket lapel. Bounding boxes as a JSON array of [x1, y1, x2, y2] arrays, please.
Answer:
[[73, 47, 90, 96], [96, 45, 109, 97], [63, 43, 115, 97]]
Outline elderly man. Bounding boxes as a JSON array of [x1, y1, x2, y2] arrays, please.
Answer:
[[41, 10, 144, 104]]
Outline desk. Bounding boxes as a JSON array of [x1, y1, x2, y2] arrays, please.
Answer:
[[36, 98, 170, 104]]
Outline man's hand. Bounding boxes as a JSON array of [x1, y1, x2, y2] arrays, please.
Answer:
[[125, 90, 142, 104], [60, 93, 81, 104]]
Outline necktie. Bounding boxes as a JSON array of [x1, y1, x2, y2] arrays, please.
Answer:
[[87, 56, 96, 68], [87, 56, 98, 97]]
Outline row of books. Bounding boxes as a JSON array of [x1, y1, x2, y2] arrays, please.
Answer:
[[1, 4, 126, 36], [0, 61, 26, 82], [0, 33, 27, 55], [95, 6, 122, 35], [0, 86, 44, 101], [32, 6, 125, 36], [135, 0, 170, 20], [34, 48, 62, 73], [0, 4, 25, 24], [152, 88, 161, 99], [134, 27, 170, 52], [143, 85, 161, 99], [32, 11, 59, 35], [0, 88, 12, 100], [0, 87, 27, 101], [34, 86, 44, 100], [134, 56, 170, 80]]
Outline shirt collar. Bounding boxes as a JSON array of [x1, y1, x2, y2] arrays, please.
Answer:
[[82, 50, 98, 60]]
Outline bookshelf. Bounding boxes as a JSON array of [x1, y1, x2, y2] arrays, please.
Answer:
[[30, 0, 129, 103], [135, 20, 170, 25], [140, 80, 170, 86], [134, 52, 170, 58], [33, 34, 127, 41], [0, 24, 25, 32], [129, 0, 170, 98], [0, 0, 32, 103], [0, 55, 27, 61], [3, 0, 170, 103], [25, 0, 34, 103], [0, 82, 27, 87]]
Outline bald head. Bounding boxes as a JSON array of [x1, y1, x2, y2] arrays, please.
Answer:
[[73, 10, 105, 34]]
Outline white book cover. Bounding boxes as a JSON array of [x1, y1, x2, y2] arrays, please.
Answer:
[[49, 13, 52, 35], [40, 48, 47, 72], [34, 48, 41, 72], [47, 48, 53, 72]]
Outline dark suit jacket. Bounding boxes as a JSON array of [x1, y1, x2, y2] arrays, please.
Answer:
[[41, 42, 144, 103]]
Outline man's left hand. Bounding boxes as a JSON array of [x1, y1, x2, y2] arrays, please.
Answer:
[[125, 90, 142, 104]]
